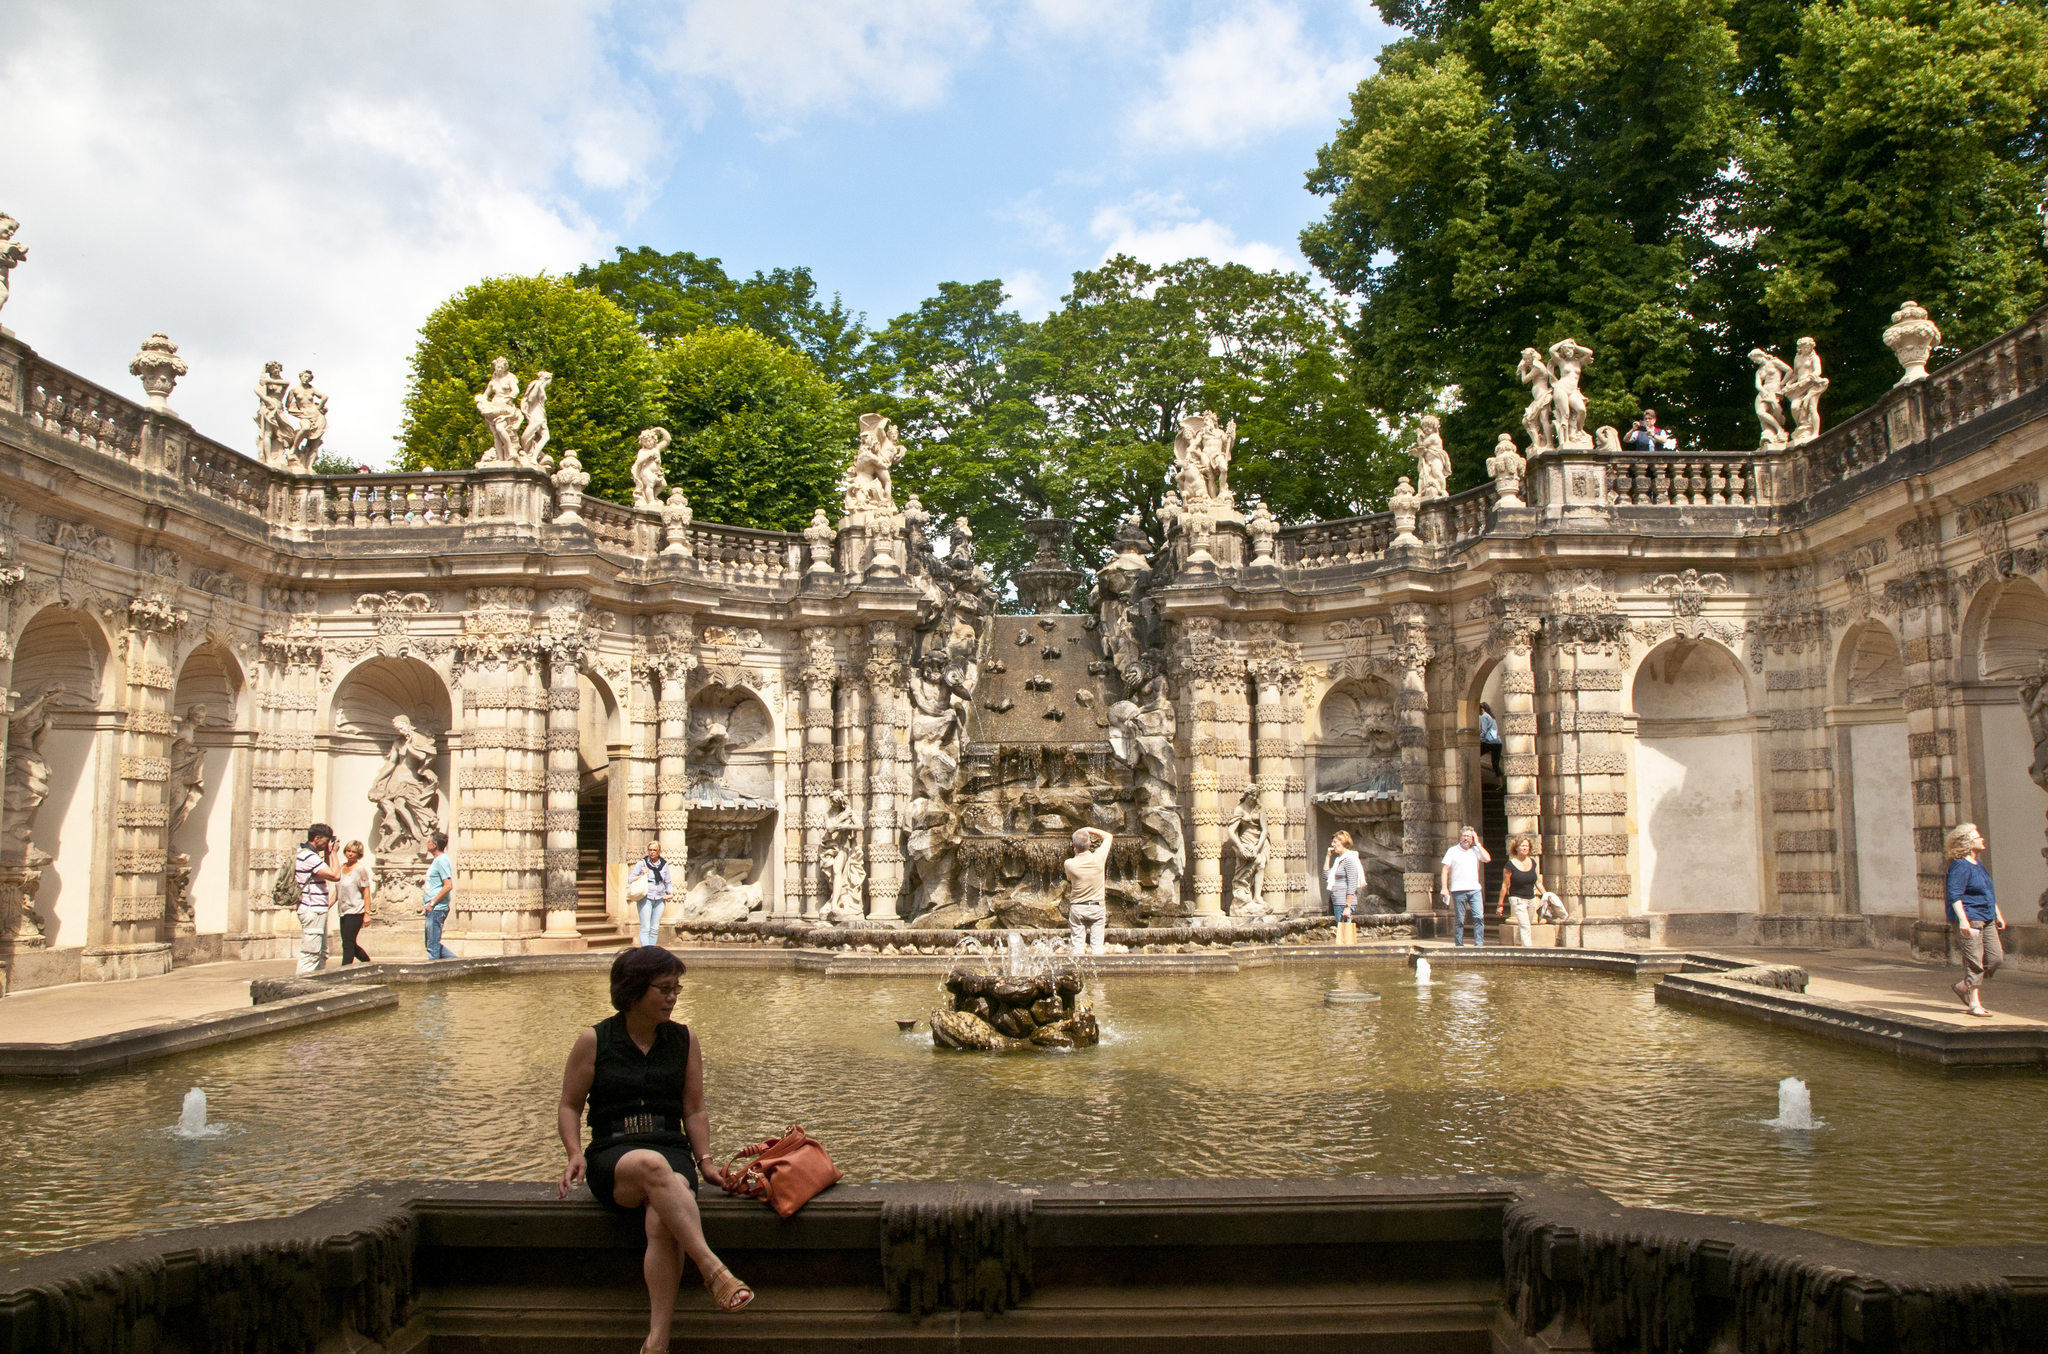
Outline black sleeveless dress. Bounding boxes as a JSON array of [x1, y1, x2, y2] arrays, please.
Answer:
[[585, 1013, 699, 1209], [1506, 860, 1539, 900]]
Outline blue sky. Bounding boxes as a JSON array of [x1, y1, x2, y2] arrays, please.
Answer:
[[0, 1, 1395, 461]]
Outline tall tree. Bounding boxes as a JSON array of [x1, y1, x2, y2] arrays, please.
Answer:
[[655, 325, 854, 532], [575, 246, 871, 387], [395, 274, 659, 501], [1304, 0, 2048, 466]]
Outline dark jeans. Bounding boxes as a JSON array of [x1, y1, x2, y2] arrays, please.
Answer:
[[1483, 741, 1502, 777], [339, 913, 371, 965]]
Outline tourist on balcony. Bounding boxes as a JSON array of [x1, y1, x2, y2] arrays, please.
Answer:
[[1066, 827, 1113, 955], [629, 841, 673, 948], [1621, 409, 1677, 452], [422, 831, 456, 960], [293, 824, 342, 976], [335, 839, 375, 966], [1324, 831, 1363, 921], [1478, 702, 1502, 778], [557, 946, 755, 1343], [1497, 837, 1542, 947], [1945, 823, 2007, 1017], [1439, 825, 1491, 946]]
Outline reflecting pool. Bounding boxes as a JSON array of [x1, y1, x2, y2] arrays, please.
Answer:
[[3, 964, 2042, 1260]]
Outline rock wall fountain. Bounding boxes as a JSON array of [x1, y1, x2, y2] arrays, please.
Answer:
[[930, 954, 1100, 1051]]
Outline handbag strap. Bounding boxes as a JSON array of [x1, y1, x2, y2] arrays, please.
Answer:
[[718, 1126, 805, 1200]]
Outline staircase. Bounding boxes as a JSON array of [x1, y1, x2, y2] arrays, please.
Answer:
[[575, 797, 629, 950], [1481, 763, 1508, 904]]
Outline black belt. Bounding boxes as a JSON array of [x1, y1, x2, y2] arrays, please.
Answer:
[[597, 1112, 682, 1137]]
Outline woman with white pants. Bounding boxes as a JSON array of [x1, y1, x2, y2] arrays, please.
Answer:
[[627, 842, 673, 948]]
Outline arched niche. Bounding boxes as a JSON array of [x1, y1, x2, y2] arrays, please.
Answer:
[[7, 607, 112, 947], [329, 657, 452, 867], [1963, 577, 2048, 908], [1310, 676, 1404, 911], [680, 684, 776, 902], [1829, 622, 1915, 916], [578, 669, 620, 787], [168, 643, 247, 933], [1629, 638, 1760, 914]]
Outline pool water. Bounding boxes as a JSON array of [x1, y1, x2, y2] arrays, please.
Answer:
[[3, 964, 2041, 1260]]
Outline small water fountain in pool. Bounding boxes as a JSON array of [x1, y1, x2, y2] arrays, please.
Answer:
[[1414, 957, 1433, 986], [932, 938, 1100, 1051], [171, 1088, 224, 1140], [1765, 1077, 1817, 1130]]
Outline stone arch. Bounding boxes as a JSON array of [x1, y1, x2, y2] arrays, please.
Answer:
[[328, 657, 453, 863], [1834, 620, 1905, 706], [680, 684, 776, 915], [1309, 676, 1403, 911], [1629, 637, 1762, 914], [1960, 577, 2048, 908], [1971, 576, 2048, 682], [167, 642, 248, 933], [1828, 621, 1915, 917], [6, 606, 113, 948]]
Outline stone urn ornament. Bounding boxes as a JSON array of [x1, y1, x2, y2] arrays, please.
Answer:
[[1884, 300, 1941, 385], [1486, 433, 1527, 508], [129, 333, 188, 415], [1246, 499, 1277, 566], [661, 488, 693, 557], [551, 449, 590, 524], [803, 507, 836, 574], [1389, 476, 1422, 548]]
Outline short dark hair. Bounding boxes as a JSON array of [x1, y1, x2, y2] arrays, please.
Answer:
[[610, 946, 685, 1012], [307, 823, 333, 843], [430, 831, 448, 851]]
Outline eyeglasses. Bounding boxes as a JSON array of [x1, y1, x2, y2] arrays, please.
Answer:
[[649, 983, 681, 998]]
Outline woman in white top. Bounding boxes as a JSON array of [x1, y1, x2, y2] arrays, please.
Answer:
[[336, 839, 376, 966], [1324, 831, 1364, 921]]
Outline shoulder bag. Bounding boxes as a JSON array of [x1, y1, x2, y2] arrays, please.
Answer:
[[720, 1125, 844, 1218]]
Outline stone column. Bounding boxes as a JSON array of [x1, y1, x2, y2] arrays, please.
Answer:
[[1495, 623, 1541, 863], [798, 628, 837, 918], [1891, 530, 1964, 941], [96, 593, 186, 980], [1247, 623, 1304, 913], [540, 643, 585, 949], [0, 567, 31, 983], [655, 671, 690, 899], [623, 648, 662, 931], [1174, 618, 1229, 922], [837, 663, 868, 918], [1765, 658, 1838, 919], [508, 653, 551, 947], [1536, 613, 1633, 929], [250, 608, 319, 958], [448, 588, 547, 954], [1392, 607, 1436, 914], [778, 685, 802, 917], [865, 620, 904, 923]]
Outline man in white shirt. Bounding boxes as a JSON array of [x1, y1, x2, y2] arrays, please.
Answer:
[[293, 823, 342, 976], [1439, 825, 1491, 947]]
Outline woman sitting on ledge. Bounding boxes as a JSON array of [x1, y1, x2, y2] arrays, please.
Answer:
[[557, 946, 754, 1347]]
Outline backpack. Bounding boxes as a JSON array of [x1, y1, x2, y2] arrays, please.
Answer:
[[273, 849, 303, 907]]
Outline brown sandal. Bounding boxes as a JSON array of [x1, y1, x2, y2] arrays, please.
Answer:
[[703, 1261, 754, 1313]]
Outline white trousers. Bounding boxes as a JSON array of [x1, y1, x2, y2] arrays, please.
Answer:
[[1069, 903, 1106, 955], [296, 906, 329, 976], [1506, 898, 1533, 948]]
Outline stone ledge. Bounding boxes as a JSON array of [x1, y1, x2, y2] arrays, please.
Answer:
[[0, 983, 397, 1078], [1654, 971, 2048, 1067]]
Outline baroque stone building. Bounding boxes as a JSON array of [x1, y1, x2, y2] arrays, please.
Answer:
[[1, 273, 2045, 993]]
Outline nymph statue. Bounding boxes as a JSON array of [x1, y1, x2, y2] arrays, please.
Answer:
[[285, 370, 329, 470], [1413, 414, 1451, 500], [1516, 346, 1555, 450], [1224, 787, 1271, 915], [474, 357, 523, 463], [518, 371, 552, 465], [818, 789, 865, 921], [369, 715, 441, 854], [2, 688, 60, 854], [1786, 337, 1828, 446], [632, 427, 672, 507], [253, 361, 297, 467], [167, 704, 211, 836], [1750, 348, 1794, 450], [1547, 338, 1595, 449], [1172, 410, 1236, 503]]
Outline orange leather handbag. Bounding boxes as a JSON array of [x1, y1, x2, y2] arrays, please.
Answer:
[[721, 1125, 844, 1217]]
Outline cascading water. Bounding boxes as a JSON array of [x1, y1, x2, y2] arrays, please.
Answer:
[[1414, 957, 1433, 986], [1765, 1077, 1817, 1129], [1007, 930, 1026, 976], [171, 1088, 224, 1140]]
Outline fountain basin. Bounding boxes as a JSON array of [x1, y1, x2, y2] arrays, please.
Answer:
[[932, 968, 1099, 1050]]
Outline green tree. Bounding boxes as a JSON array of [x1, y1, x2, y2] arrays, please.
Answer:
[[1304, 0, 2047, 464], [575, 246, 871, 387], [656, 326, 854, 531], [396, 274, 658, 502]]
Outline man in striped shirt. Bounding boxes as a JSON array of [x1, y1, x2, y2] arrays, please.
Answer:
[[294, 823, 342, 976]]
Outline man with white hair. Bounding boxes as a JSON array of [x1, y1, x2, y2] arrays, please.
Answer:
[[1439, 824, 1491, 947], [1065, 827, 1113, 955]]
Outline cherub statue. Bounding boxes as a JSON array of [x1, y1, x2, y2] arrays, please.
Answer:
[[517, 371, 552, 465], [632, 427, 672, 507], [1413, 414, 1451, 499], [843, 413, 901, 518], [0, 212, 26, 315], [1786, 337, 1828, 446], [1750, 348, 1794, 450], [285, 370, 329, 470], [1172, 410, 1236, 503], [1547, 338, 1595, 449], [474, 357, 523, 462], [253, 361, 297, 467]]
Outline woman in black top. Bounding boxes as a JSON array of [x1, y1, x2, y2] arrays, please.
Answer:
[[557, 947, 753, 1350], [1496, 836, 1543, 947]]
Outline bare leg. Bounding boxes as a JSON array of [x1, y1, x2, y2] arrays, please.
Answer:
[[611, 1152, 749, 1313], [641, 1205, 683, 1351]]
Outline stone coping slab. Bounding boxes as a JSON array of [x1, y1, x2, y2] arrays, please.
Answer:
[[1656, 969, 2048, 1067], [4, 1174, 2042, 1353], [0, 982, 397, 1078]]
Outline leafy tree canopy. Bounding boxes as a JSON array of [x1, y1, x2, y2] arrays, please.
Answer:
[[1303, 0, 2048, 472], [395, 274, 658, 503], [656, 325, 854, 532], [575, 246, 871, 387]]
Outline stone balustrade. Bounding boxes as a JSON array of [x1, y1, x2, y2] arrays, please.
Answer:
[[22, 355, 143, 466], [681, 522, 805, 589], [300, 473, 476, 529], [1604, 454, 1769, 507]]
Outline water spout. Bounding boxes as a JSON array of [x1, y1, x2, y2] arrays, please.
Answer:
[[1766, 1077, 1816, 1129], [1414, 957, 1433, 986], [172, 1088, 224, 1140]]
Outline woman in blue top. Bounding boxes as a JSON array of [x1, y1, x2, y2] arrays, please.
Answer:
[[1943, 823, 2007, 1017]]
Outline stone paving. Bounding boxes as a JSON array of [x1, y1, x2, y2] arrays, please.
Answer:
[[1720, 945, 2048, 1027]]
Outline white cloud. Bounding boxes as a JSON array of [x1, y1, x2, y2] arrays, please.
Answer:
[[646, 0, 993, 129], [1126, 2, 1371, 152], [1001, 269, 1059, 318], [0, 2, 656, 465], [1090, 191, 1296, 271]]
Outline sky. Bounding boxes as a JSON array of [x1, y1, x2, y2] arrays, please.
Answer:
[[0, 1, 1396, 466]]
